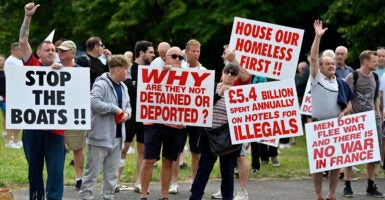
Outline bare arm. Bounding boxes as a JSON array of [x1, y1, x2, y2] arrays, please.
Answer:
[[225, 49, 251, 82], [309, 20, 328, 78], [338, 101, 352, 119], [19, 2, 40, 62]]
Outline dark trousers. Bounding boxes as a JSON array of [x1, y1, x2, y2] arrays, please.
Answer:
[[189, 147, 237, 200], [22, 130, 65, 200]]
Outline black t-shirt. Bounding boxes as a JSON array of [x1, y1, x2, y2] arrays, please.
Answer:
[[76, 53, 109, 87]]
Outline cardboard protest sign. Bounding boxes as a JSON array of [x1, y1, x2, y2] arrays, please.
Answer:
[[136, 66, 214, 127], [300, 79, 311, 115], [229, 17, 304, 80], [224, 79, 303, 144], [5, 66, 90, 130], [305, 111, 380, 174]]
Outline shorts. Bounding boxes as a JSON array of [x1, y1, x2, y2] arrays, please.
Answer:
[[238, 143, 247, 157], [125, 119, 144, 143], [143, 124, 184, 161], [179, 126, 202, 153], [64, 130, 86, 150]]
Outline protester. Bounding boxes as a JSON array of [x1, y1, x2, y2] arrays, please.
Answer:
[[376, 47, 385, 79], [18, 2, 66, 199], [79, 54, 131, 200], [3, 43, 23, 148], [309, 19, 353, 200], [53, 40, 86, 190], [190, 63, 241, 200], [169, 39, 206, 194], [335, 45, 353, 79], [121, 40, 155, 193], [76, 37, 111, 87], [150, 42, 170, 68], [139, 46, 185, 200], [343, 50, 384, 198]]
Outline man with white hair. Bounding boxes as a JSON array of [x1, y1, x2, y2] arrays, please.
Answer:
[[335, 45, 353, 78]]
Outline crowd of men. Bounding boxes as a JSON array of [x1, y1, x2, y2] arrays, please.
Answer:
[[4, 2, 385, 200]]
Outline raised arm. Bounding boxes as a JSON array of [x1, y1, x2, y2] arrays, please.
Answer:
[[225, 49, 251, 82], [310, 20, 328, 78], [19, 2, 40, 62]]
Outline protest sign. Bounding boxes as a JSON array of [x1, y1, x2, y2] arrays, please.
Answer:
[[5, 66, 90, 130], [136, 66, 214, 127], [305, 111, 380, 174], [229, 17, 304, 80], [300, 79, 311, 115], [224, 79, 303, 144]]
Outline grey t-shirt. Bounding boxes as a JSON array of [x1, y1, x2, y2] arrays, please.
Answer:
[[345, 71, 377, 115]]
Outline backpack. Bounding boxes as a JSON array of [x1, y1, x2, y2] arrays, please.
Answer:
[[352, 70, 379, 100]]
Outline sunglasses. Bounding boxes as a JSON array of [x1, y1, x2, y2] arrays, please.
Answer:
[[168, 54, 184, 61], [223, 70, 238, 76]]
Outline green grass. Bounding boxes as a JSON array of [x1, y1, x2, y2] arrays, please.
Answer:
[[1, 127, 385, 190]]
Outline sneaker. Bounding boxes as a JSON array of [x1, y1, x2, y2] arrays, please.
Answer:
[[134, 183, 141, 193], [343, 185, 354, 198], [5, 141, 14, 148], [168, 183, 178, 194], [114, 184, 120, 193], [211, 189, 222, 199], [367, 184, 384, 198], [279, 144, 292, 149], [127, 146, 135, 154], [352, 166, 360, 172], [75, 179, 82, 190], [234, 189, 248, 200], [234, 168, 239, 176], [272, 158, 280, 167], [179, 162, 188, 169], [251, 168, 259, 173], [11, 141, 23, 149]]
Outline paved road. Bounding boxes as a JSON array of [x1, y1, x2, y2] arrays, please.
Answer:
[[12, 178, 385, 199]]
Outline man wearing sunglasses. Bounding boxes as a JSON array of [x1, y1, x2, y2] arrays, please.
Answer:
[[140, 46, 186, 200]]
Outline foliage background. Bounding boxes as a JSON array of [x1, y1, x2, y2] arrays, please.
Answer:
[[2, 0, 384, 80]]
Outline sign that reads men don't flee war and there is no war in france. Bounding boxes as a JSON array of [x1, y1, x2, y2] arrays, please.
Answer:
[[5, 66, 91, 130], [224, 79, 303, 145], [229, 17, 304, 80], [136, 66, 215, 127], [305, 111, 380, 174]]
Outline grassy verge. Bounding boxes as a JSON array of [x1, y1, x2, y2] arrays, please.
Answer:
[[1, 130, 384, 190]]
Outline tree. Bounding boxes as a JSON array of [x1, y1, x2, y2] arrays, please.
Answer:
[[323, 0, 385, 66]]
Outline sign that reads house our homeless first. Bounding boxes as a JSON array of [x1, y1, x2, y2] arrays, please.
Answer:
[[224, 79, 303, 145], [305, 111, 380, 174], [229, 17, 304, 80], [5, 66, 91, 130], [136, 66, 215, 127]]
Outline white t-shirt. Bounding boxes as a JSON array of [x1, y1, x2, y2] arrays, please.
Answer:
[[181, 60, 207, 70], [150, 57, 165, 68], [310, 71, 341, 120], [4, 55, 23, 67]]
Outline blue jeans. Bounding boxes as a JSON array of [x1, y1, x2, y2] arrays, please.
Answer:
[[189, 147, 237, 200], [22, 130, 65, 200]]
